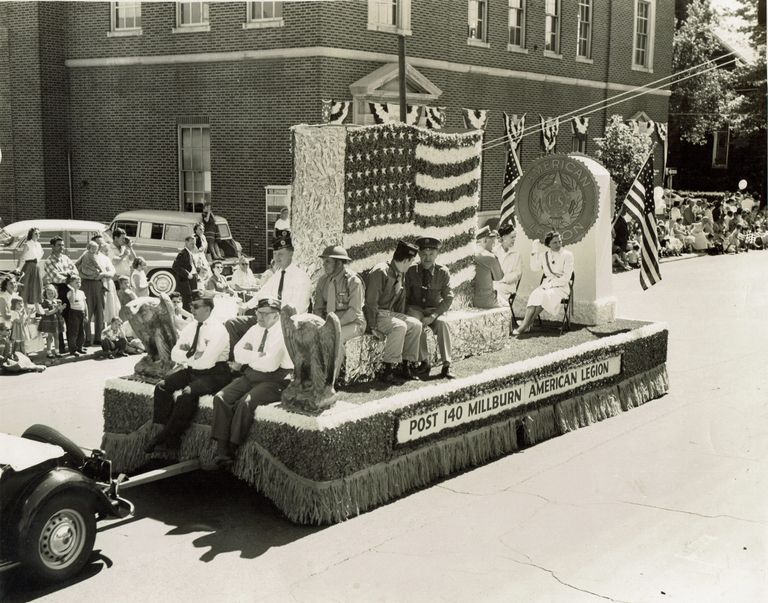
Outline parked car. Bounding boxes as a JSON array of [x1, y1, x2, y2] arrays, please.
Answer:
[[109, 210, 243, 296], [0, 425, 132, 583], [0, 220, 112, 276]]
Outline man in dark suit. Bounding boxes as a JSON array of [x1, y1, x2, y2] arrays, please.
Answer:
[[172, 236, 199, 311], [405, 237, 455, 379]]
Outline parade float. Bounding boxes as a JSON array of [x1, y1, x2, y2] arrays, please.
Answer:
[[101, 123, 668, 525]]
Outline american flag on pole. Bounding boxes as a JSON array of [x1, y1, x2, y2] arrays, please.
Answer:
[[499, 145, 521, 228], [622, 151, 661, 290], [343, 124, 482, 289]]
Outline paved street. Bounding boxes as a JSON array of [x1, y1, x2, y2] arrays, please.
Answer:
[[2, 251, 767, 603]]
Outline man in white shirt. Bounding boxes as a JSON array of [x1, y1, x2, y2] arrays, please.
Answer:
[[145, 293, 231, 453], [209, 298, 293, 466], [494, 222, 522, 301], [245, 235, 311, 314]]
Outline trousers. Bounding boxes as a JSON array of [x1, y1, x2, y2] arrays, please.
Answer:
[[406, 307, 452, 365], [211, 366, 291, 447], [375, 310, 422, 364], [66, 309, 85, 353], [152, 363, 231, 446], [81, 279, 104, 343]]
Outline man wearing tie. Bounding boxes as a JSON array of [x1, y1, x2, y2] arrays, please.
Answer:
[[405, 237, 455, 379], [245, 235, 311, 314], [209, 298, 292, 467], [144, 292, 231, 453], [172, 236, 200, 311], [313, 245, 365, 344]]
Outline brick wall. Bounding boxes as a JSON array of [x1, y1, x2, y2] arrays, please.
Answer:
[[0, 26, 15, 224]]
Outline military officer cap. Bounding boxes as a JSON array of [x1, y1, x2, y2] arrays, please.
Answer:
[[415, 236, 441, 250], [319, 244, 352, 262], [497, 222, 515, 237], [257, 297, 282, 312], [476, 225, 498, 240], [273, 235, 293, 251], [393, 240, 419, 261]]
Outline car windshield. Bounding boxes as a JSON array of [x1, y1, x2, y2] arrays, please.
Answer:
[[0, 227, 17, 248], [217, 223, 231, 239]]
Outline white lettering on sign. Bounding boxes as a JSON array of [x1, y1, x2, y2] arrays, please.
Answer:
[[396, 355, 622, 443]]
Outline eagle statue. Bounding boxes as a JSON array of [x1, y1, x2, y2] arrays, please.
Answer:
[[124, 294, 179, 379], [280, 304, 343, 413]]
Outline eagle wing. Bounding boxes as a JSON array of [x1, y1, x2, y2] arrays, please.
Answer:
[[319, 313, 342, 386], [280, 305, 299, 364]]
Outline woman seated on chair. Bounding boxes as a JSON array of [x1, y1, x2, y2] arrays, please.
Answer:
[[513, 230, 574, 336]]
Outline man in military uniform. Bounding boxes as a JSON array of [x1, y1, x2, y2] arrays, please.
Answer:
[[405, 237, 455, 379], [363, 240, 422, 383], [472, 226, 503, 308], [313, 245, 365, 343]]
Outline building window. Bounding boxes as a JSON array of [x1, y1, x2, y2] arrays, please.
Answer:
[[108, 2, 141, 36], [508, 0, 525, 48], [633, 0, 655, 71], [248, 1, 282, 21], [468, 0, 488, 44], [174, 1, 209, 32], [712, 128, 729, 168], [265, 185, 291, 264], [572, 136, 587, 154], [368, 0, 411, 35], [544, 0, 561, 55], [178, 125, 211, 212], [577, 0, 592, 59]]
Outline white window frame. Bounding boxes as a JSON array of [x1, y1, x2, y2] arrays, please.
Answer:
[[173, 1, 210, 34], [243, 1, 284, 29], [576, 0, 592, 61], [265, 185, 292, 264], [507, 0, 527, 53], [712, 128, 730, 169], [108, 1, 142, 37], [367, 0, 412, 36], [468, 0, 490, 47], [544, 0, 562, 58], [632, 0, 656, 72], [178, 125, 212, 213]]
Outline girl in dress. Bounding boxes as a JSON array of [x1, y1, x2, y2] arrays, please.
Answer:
[[513, 231, 574, 336], [9, 297, 30, 356], [131, 257, 150, 298], [99, 242, 121, 323], [38, 284, 63, 358], [16, 227, 44, 306]]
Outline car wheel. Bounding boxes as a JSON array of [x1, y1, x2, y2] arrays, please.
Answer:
[[148, 269, 176, 296], [22, 424, 86, 464], [20, 492, 96, 583]]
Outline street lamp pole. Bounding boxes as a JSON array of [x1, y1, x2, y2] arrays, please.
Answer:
[[398, 33, 407, 123]]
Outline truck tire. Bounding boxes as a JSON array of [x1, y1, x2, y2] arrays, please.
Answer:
[[21, 424, 86, 464], [148, 269, 177, 296], [20, 492, 97, 583]]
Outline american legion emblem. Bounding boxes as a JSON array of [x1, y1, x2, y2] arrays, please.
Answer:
[[516, 154, 600, 246]]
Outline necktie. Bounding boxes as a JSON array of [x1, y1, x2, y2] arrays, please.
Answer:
[[277, 270, 286, 300], [326, 278, 337, 314], [421, 267, 431, 305], [257, 328, 269, 354], [186, 322, 203, 358]]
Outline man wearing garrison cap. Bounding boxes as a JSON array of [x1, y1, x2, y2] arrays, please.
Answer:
[[405, 237, 455, 379], [313, 245, 366, 343], [245, 234, 311, 314], [472, 226, 504, 309], [363, 240, 423, 383], [209, 297, 292, 468]]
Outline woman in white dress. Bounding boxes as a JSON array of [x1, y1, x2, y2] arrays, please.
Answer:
[[513, 231, 574, 336], [98, 242, 121, 323], [16, 227, 44, 306]]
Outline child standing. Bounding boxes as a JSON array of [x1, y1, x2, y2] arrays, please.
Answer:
[[38, 284, 63, 358], [131, 257, 150, 298], [101, 317, 128, 358], [9, 297, 30, 356], [66, 274, 88, 356]]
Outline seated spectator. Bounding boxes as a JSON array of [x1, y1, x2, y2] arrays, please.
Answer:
[[612, 244, 631, 271], [230, 257, 261, 295], [206, 260, 236, 296], [626, 243, 641, 268], [672, 218, 695, 252], [101, 317, 128, 358], [245, 236, 311, 314]]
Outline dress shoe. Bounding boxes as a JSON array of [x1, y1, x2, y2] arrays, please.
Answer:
[[440, 364, 456, 380], [415, 361, 431, 377], [143, 435, 162, 454], [399, 362, 421, 381], [379, 363, 401, 384]]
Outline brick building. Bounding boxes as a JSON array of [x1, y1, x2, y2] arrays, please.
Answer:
[[0, 1, 674, 269]]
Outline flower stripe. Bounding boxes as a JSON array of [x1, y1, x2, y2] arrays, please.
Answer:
[[414, 205, 475, 229], [415, 181, 479, 204], [412, 155, 480, 178], [343, 213, 476, 251], [415, 141, 482, 165], [413, 194, 476, 218]]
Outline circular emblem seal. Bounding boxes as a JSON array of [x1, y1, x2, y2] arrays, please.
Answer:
[[515, 154, 600, 246]]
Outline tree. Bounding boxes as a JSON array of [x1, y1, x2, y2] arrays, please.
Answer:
[[594, 115, 654, 203], [670, 0, 737, 145]]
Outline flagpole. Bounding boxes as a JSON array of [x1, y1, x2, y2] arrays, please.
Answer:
[[612, 143, 657, 229], [398, 35, 407, 123]]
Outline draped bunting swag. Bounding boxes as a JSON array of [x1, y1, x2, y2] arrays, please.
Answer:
[[424, 106, 446, 130], [539, 115, 559, 154], [462, 108, 488, 131], [656, 122, 668, 142], [369, 102, 392, 124], [571, 116, 590, 138], [321, 99, 351, 124], [502, 113, 526, 151], [406, 104, 422, 126]]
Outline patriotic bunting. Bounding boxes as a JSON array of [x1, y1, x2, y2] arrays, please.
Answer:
[[571, 115, 590, 136], [424, 106, 446, 130], [502, 113, 526, 152], [540, 115, 559, 154], [656, 122, 667, 142], [369, 102, 392, 124], [621, 151, 661, 290], [626, 119, 640, 135], [321, 99, 351, 124], [462, 108, 488, 131], [406, 104, 422, 126]]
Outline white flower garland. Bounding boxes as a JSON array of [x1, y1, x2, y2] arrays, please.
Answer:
[[343, 213, 476, 250], [416, 167, 481, 192], [415, 140, 482, 165], [414, 193, 477, 218]]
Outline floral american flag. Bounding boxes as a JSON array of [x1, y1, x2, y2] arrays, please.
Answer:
[[342, 123, 482, 290]]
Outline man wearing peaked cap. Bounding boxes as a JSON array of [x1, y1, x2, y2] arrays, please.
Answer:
[[405, 237, 455, 379], [363, 240, 422, 383], [314, 245, 365, 345], [209, 296, 293, 468], [245, 234, 311, 314], [472, 225, 504, 308]]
